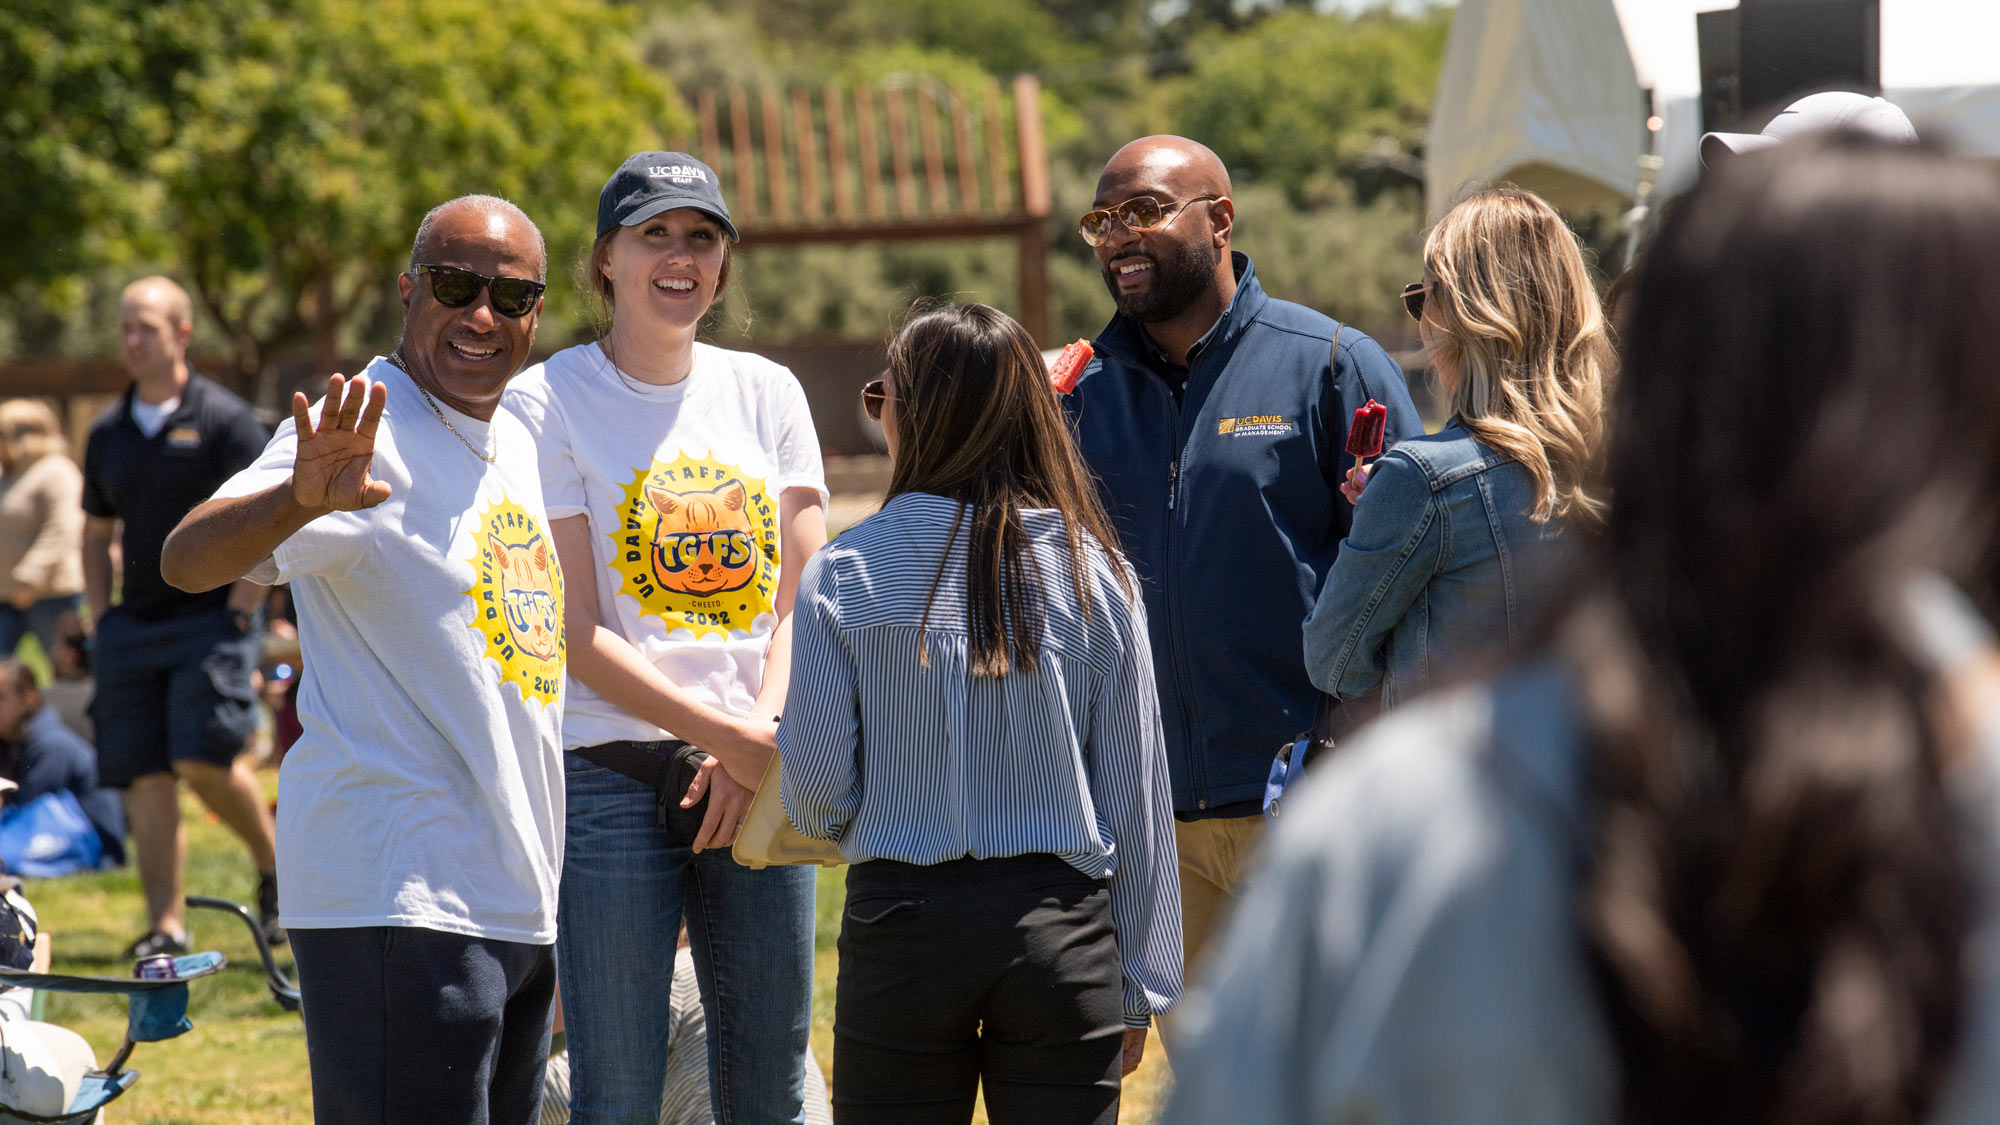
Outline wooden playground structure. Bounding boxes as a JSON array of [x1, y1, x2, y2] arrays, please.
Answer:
[[669, 74, 1056, 342]]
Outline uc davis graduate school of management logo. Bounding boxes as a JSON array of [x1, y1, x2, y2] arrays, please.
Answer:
[[608, 452, 780, 642], [467, 499, 566, 707]]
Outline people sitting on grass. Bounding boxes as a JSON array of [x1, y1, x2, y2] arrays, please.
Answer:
[[0, 659, 124, 871]]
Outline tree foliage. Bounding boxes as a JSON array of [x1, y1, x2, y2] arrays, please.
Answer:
[[8, 0, 1454, 383], [1173, 8, 1448, 207], [4, 0, 683, 399]]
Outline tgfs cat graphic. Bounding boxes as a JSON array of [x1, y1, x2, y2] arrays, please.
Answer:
[[646, 480, 758, 597], [609, 453, 780, 642], [490, 529, 562, 661], [468, 499, 564, 707]]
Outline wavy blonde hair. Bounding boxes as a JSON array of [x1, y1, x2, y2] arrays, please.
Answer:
[[1423, 187, 1613, 526]]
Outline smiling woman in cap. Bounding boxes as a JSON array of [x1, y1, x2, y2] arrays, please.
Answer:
[[507, 153, 827, 1122]]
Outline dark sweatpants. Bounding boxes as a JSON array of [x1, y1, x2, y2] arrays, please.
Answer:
[[290, 926, 556, 1125], [832, 853, 1126, 1125]]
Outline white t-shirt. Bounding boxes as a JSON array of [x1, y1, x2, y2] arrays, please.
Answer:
[[213, 357, 566, 944], [508, 342, 825, 748], [129, 396, 180, 439]]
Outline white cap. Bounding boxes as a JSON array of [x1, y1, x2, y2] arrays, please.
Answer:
[[1701, 91, 1918, 167]]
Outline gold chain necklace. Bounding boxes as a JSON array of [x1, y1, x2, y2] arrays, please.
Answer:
[[384, 350, 496, 463]]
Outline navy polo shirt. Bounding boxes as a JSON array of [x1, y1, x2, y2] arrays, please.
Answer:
[[82, 374, 269, 621]]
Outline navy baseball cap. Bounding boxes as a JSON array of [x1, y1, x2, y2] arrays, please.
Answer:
[[596, 152, 739, 242]]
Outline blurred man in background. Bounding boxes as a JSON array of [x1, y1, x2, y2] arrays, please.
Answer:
[[82, 277, 277, 958]]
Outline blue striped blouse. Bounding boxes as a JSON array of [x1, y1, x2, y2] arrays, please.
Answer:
[[779, 491, 1183, 1026]]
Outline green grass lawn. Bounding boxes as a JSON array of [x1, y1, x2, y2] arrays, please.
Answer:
[[22, 776, 1172, 1123]]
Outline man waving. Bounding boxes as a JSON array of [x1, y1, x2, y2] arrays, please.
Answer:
[[162, 195, 565, 1124]]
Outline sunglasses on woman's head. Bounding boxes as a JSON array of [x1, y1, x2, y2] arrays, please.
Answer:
[[861, 379, 889, 422], [1401, 281, 1427, 322], [413, 264, 547, 319]]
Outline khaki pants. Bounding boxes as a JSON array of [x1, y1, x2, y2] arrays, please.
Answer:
[[1158, 813, 1266, 1057]]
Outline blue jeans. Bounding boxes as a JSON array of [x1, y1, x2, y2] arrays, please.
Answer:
[[0, 594, 79, 658], [557, 752, 815, 1125]]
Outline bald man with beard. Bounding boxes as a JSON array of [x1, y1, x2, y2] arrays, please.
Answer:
[[163, 196, 565, 1123], [1062, 137, 1422, 1044]]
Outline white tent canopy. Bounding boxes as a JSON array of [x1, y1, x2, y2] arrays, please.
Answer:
[[1426, 0, 2000, 217]]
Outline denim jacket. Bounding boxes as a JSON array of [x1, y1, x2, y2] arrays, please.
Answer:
[[1303, 423, 1572, 710]]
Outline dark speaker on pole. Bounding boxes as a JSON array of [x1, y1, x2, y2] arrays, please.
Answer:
[[1697, 0, 1881, 133]]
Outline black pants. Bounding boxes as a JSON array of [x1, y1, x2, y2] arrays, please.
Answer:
[[291, 926, 557, 1125], [832, 854, 1125, 1125]]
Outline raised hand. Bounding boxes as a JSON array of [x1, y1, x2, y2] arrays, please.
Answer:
[[292, 374, 391, 512]]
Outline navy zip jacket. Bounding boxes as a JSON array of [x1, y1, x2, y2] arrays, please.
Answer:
[[1065, 254, 1421, 816]]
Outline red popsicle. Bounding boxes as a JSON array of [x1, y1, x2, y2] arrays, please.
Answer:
[[1346, 398, 1388, 467], [1049, 339, 1094, 394]]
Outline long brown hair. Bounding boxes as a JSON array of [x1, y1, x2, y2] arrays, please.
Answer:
[[1423, 187, 1613, 526], [884, 302, 1133, 677], [1577, 134, 2000, 1124]]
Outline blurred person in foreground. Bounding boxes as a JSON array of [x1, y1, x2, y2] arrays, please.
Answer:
[[779, 303, 1181, 1123], [161, 196, 564, 1124], [1304, 187, 1610, 712], [1062, 137, 1418, 1023], [0, 401, 84, 660], [1167, 132, 2000, 1124], [83, 276, 277, 958], [0, 660, 124, 866]]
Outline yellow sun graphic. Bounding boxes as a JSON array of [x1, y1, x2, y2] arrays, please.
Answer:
[[606, 452, 780, 642], [465, 498, 566, 707]]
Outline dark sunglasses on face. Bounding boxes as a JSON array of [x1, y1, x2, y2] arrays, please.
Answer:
[[1077, 194, 1222, 247], [1402, 281, 1427, 322], [413, 264, 547, 319], [861, 379, 890, 422]]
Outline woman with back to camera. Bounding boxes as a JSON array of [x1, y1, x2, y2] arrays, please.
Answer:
[[1303, 187, 1611, 712], [508, 152, 825, 1124], [1168, 132, 2000, 1124], [0, 400, 84, 659], [778, 303, 1182, 1124]]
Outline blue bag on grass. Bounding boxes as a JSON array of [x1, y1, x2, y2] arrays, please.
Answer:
[[0, 792, 105, 878]]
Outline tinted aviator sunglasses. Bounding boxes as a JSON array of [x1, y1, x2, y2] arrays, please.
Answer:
[[1401, 281, 1427, 321], [413, 264, 547, 318], [1076, 195, 1221, 247]]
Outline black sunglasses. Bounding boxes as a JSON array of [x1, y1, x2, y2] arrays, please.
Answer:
[[1401, 281, 1427, 322], [413, 264, 547, 319]]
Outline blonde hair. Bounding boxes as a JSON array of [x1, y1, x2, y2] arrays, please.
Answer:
[[0, 400, 66, 465], [1423, 188, 1613, 526]]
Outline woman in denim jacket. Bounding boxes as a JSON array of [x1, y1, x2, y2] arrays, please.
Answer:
[[1304, 188, 1612, 710]]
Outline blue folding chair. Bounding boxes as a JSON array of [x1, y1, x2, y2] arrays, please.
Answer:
[[0, 951, 225, 1125]]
